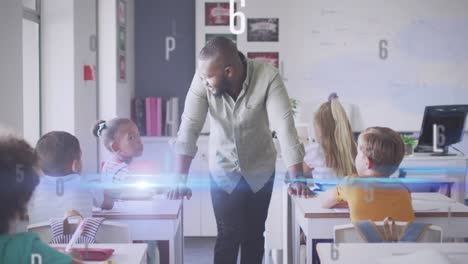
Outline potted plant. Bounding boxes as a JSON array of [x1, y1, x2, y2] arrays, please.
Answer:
[[272, 98, 300, 139], [272, 98, 300, 157], [290, 98, 299, 118], [401, 134, 417, 155]]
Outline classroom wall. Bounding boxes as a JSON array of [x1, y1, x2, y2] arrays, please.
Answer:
[[194, 0, 468, 154], [74, 0, 99, 174], [98, 0, 136, 162], [41, 0, 76, 132], [22, 19, 41, 145], [98, 0, 135, 120], [0, 0, 23, 133], [453, 134, 468, 157], [195, 0, 468, 131], [41, 0, 99, 173], [98, 0, 117, 121], [118, 0, 135, 118]]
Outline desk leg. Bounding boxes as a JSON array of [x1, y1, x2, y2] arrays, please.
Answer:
[[169, 238, 175, 264], [285, 187, 292, 264], [180, 201, 184, 264], [307, 237, 314, 264], [170, 219, 183, 264], [265, 234, 271, 264], [294, 222, 300, 264]]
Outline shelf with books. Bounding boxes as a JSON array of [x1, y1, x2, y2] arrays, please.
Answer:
[[131, 96, 180, 137]]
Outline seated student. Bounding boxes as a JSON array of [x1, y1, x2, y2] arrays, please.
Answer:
[[93, 119, 160, 264], [93, 118, 143, 184], [0, 133, 79, 263], [321, 127, 415, 222], [28, 131, 113, 225], [303, 93, 357, 179]]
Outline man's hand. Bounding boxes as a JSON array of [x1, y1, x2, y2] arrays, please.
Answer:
[[288, 182, 313, 198], [167, 184, 193, 200]]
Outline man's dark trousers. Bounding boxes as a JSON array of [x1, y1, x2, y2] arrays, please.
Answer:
[[210, 174, 274, 264]]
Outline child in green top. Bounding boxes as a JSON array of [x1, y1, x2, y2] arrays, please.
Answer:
[[0, 133, 77, 264]]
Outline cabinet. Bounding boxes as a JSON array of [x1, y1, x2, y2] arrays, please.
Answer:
[[138, 136, 217, 237]]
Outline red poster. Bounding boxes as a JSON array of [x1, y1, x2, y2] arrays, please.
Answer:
[[205, 2, 236, 26], [247, 52, 279, 68], [119, 54, 126, 81]]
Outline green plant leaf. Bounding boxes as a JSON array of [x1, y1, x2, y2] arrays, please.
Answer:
[[400, 134, 417, 146], [290, 98, 299, 117]]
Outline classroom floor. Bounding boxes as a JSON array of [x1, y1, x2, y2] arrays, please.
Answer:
[[184, 237, 266, 264], [184, 237, 215, 264]]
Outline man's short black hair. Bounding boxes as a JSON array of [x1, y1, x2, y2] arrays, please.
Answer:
[[199, 36, 238, 63]]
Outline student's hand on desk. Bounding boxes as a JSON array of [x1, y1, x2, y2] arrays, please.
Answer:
[[288, 182, 313, 198], [167, 185, 192, 200]]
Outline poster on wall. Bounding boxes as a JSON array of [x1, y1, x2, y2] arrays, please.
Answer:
[[118, 26, 126, 51], [117, 0, 126, 82], [247, 18, 279, 42], [205, 33, 237, 44], [118, 0, 126, 26], [205, 2, 236, 26], [247, 52, 279, 68], [119, 53, 126, 82]]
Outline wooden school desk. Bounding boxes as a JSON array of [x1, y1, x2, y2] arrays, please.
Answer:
[[51, 243, 148, 264], [316, 243, 468, 264], [292, 192, 468, 264], [275, 154, 468, 264], [93, 198, 183, 264], [400, 155, 468, 203]]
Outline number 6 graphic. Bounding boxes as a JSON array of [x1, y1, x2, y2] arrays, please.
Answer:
[[364, 182, 374, 203], [16, 164, 24, 183], [379, 39, 388, 60], [230, 0, 246, 34]]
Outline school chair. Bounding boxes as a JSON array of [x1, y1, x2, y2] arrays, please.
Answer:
[[27, 220, 131, 243], [333, 221, 443, 243]]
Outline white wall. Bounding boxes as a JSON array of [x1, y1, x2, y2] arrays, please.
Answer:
[[195, 0, 468, 131], [41, 0, 76, 132], [117, 0, 135, 118], [99, 0, 135, 119], [22, 19, 41, 145], [41, 0, 99, 173], [98, 0, 135, 161], [74, 0, 99, 173], [0, 0, 23, 133], [98, 0, 118, 120], [195, 0, 468, 154]]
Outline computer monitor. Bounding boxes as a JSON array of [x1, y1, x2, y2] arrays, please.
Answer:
[[416, 105, 468, 154]]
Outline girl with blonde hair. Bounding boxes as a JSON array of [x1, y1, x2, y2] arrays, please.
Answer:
[[304, 93, 357, 178]]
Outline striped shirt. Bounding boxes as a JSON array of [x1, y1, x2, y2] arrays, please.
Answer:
[[101, 158, 130, 183], [50, 217, 105, 244]]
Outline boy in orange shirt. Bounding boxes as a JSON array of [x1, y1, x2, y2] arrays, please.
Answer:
[[321, 127, 415, 222]]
